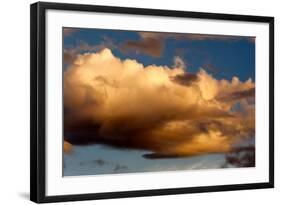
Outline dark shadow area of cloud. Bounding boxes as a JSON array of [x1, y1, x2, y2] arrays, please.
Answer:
[[222, 145, 255, 167], [64, 37, 117, 66], [217, 88, 255, 102], [64, 118, 102, 145], [171, 73, 199, 86], [64, 50, 76, 65], [64, 106, 237, 153], [120, 32, 254, 58], [143, 153, 182, 159], [121, 37, 164, 57], [63, 28, 80, 36]]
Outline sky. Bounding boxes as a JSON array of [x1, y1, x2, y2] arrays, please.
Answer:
[[63, 27, 255, 176]]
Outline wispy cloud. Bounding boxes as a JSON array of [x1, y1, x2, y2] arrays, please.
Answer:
[[171, 73, 198, 86], [120, 32, 254, 57], [63, 28, 80, 37], [64, 36, 117, 66]]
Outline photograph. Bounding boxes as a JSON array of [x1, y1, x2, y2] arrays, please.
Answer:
[[30, 2, 274, 202], [63, 27, 256, 176], [0, 0, 278, 204]]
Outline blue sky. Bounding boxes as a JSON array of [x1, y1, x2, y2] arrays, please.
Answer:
[[63, 27, 255, 176], [64, 28, 255, 81], [64, 145, 225, 176]]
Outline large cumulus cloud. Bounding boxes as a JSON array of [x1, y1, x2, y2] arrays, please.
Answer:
[[64, 48, 255, 158]]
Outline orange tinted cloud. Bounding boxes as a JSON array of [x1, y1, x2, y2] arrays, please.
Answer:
[[64, 48, 255, 158], [64, 141, 73, 154], [63, 28, 79, 36]]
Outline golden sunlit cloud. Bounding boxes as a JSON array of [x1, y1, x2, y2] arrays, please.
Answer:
[[64, 141, 73, 154], [64, 48, 255, 158]]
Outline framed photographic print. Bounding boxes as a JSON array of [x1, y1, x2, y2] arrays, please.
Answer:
[[30, 1, 274, 203]]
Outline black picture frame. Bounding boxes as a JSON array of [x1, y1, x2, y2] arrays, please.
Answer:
[[30, 1, 274, 203]]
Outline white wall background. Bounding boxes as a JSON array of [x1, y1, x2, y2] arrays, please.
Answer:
[[0, 0, 279, 204]]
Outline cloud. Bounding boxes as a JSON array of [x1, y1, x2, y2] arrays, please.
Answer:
[[173, 56, 186, 69], [64, 141, 73, 154], [63, 49, 77, 65], [171, 73, 198, 86], [64, 48, 255, 158], [120, 32, 255, 57], [177, 33, 254, 42], [121, 32, 164, 57], [64, 37, 117, 65], [113, 164, 128, 172], [63, 28, 79, 36], [79, 158, 108, 167]]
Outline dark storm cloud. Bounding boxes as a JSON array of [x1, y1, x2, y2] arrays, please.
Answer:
[[143, 153, 182, 159], [179, 34, 254, 42], [121, 35, 164, 57], [64, 36, 117, 65], [201, 62, 220, 74], [113, 164, 128, 172], [63, 28, 80, 36], [171, 73, 199, 86]]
